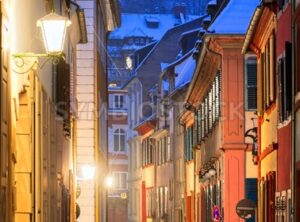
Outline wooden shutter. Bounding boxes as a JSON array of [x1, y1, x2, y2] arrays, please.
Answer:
[[193, 114, 198, 148], [265, 45, 270, 107], [270, 35, 275, 102], [267, 172, 276, 222], [279, 58, 284, 122], [257, 58, 263, 115], [246, 59, 258, 110], [285, 42, 292, 117], [208, 90, 213, 131], [56, 60, 71, 137], [197, 109, 201, 144]]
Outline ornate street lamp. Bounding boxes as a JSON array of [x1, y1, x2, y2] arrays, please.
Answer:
[[37, 12, 71, 55], [12, 12, 71, 73]]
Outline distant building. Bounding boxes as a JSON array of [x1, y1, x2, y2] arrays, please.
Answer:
[[126, 17, 204, 222], [119, 0, 210, 15], [108, 13, 199, 87], [107, 87, 129, 222]]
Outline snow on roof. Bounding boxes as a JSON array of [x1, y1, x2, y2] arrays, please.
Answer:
[[125, 27, 148, 37], [110, 13, 199, 41], [122, 44, 144, 51], [174, 55, 196, 89], [181, 28, 203, 37], [208, 0, 259, 35], [208, 0, 217, 5]]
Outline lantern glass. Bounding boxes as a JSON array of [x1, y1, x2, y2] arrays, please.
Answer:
[[37, 12, 71, 55], [81, 165, 95, 180]]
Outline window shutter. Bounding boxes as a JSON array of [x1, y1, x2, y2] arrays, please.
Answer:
[[261, 53, 266, 112], [56, 60, 71, 137], [193, 114, 198, 148], [209, 90, 213, 131], [285, 41, 292, 118], [197, 109, 201, 144], [246, 60, 257, 110], [205, 97, 209, 135], [201, 103, 205, 140], [265, 45, 270, 107], [279, 58, 285, 122], [257, 59, 263, 115], [270, 35, 275, 102], [216, 72, 221, 119]]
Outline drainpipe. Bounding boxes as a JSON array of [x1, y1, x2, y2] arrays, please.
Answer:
[[291, 0, 296, 220]]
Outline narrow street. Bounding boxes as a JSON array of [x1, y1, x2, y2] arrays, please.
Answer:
[[0, 0, 300, 222]]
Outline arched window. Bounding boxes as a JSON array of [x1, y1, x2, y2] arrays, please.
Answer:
[[114, 129, 126, 152]]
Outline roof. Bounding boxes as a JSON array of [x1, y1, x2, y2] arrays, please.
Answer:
[[125, 27, 148, 37], [208, 0, 259, 35], [208, 0, 217, 5], [110, 13, 199, 40], [174, 54, 195, 90], [242, 6, 264, 54]]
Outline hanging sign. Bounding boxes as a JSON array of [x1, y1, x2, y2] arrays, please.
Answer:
[[236, 199, 256, 219], [212, 205, 221, 222]]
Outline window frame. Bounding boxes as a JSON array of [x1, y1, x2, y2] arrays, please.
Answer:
[[113, 128, 126, 152]]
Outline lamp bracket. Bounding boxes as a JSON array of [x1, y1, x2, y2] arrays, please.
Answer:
[[12, 53, 65, 74]]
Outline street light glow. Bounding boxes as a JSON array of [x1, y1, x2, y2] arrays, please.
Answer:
[[81, 165, 95, 180], [106, 176, 113, 188]]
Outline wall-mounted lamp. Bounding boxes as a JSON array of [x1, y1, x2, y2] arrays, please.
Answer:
[[244, 127, 258, 165], [12, 12, 71, 73], [199, 157, 220, 183], [105, 176, 114, 188], [78, 164, 96, 181]]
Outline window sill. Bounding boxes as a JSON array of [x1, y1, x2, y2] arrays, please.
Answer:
[[278, 116, 291, 129]]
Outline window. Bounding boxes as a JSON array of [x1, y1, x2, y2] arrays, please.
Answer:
[[279, 42, 292, 122], [277, 0, 289, 9], [246, 58, 257, 110], [146, 188, 155, 218], [114, 95, 125, 109], [259, 34, 276, 112], [185, 126, 193, 162], [114, 129, 126, 152], [112, 172, 127, 190], [158, 186, 168, 218], [142, 138, 154, 166], [157, 135, 171, 165]]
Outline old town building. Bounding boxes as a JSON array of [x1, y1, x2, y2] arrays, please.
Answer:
[[294, 0, 300, 220], [107, 86, 129, 222], [243, 0, 294, 220], [182, 0, 259, 221], [0, 0, 120, 222]]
